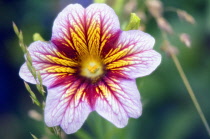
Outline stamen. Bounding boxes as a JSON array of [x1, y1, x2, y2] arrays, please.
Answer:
[[88, 65, 99, 73], [80, 61, 103, 79]]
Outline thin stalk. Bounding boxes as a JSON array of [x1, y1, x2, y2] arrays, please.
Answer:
[[161, 31, 210, 136], [171, 54, 210, 137]]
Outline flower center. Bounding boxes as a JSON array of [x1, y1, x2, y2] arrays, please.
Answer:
[[80, 61, 103, 79]]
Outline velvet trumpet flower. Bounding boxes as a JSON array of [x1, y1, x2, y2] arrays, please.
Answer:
[[19, 3, 161, 134]]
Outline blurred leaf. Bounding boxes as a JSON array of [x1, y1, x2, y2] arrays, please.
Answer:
[[158, 108, 197, 139], [30, 133, 38, 139], [113, 0, 125, 15], [75, 129, 93, 139], [88, 112, 104, 139], [124, 13, 141, 31]]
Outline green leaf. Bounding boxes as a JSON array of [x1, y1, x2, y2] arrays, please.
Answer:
[[124, 13, 141, 31], [30, 133, 39, 139], [33, 33, 45, 41]]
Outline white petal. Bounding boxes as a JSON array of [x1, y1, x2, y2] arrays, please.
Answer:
[[106, 30, 161, 78], [44, 78, 92, 134], [95, 77, 142, 127]]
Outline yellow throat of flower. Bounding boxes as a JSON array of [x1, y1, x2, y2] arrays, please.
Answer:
[[80, 59, 103, 79]]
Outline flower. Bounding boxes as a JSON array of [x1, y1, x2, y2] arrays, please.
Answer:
[[19, 3, 161, 134]]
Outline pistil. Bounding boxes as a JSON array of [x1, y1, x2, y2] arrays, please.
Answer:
[[80, 61, 103, 79]]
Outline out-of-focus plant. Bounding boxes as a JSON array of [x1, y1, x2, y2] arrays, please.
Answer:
[[14, 2, 160, 139], [13, 23, 64, 139], [143, 0, 209, 136], [101, 0, 210, 137], [14, 0, 210, 138], [146, 0, 209, 136]]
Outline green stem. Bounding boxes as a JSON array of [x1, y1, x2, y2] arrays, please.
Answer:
[[171, 54, 210, 137]]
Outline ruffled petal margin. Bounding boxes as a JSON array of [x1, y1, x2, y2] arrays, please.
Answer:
[[19, 41, 78, 87], [94, 76, 142, 127], [44, 76, 92, 134], [104, 30, 161, 79], [19, 3, 161, 134], [51, 3, 120, 58]]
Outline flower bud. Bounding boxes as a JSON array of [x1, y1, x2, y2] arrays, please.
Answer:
[[161, 41, 178, 56], [177, 10, 195, 24], [28, 110, 42, 121], [136, 10, 147, 22], [157, 17, 173, 34], [180, 33, 191, 47], [146, 0, 163, 18], [125, 0, 137, 13]]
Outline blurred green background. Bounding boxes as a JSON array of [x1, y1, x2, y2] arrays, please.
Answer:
[[0, 0, 210, 139]]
